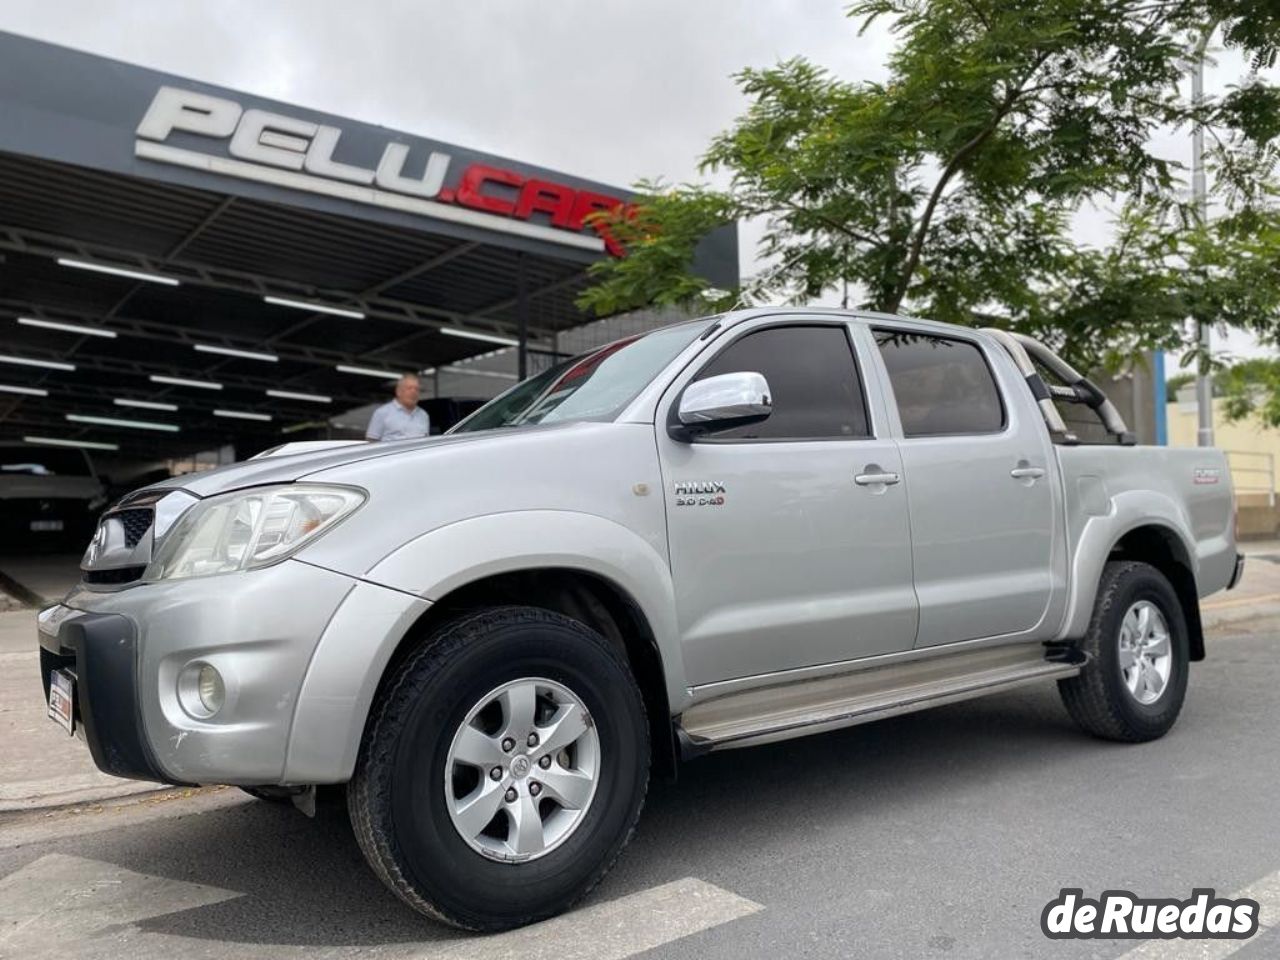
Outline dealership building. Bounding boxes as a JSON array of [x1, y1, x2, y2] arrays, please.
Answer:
[[0, 31, 737, 477]]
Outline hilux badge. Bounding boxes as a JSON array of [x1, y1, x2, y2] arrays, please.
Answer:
[[674, 481, 726, 507]]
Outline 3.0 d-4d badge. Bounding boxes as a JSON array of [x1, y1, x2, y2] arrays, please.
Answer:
[[674, 480, 726, 506]]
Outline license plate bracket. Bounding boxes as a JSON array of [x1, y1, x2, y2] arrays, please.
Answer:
[[47, 669, 75, 735]]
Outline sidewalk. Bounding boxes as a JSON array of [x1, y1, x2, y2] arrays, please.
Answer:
[[1201, 539, 1280, 631], [0, 608, 167, 812]]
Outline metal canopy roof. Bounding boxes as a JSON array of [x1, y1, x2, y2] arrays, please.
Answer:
[[0, 156, 594, 459], [0, 32, 739, 462]]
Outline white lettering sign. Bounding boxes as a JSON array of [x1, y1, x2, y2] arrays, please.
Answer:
[[133, 86, 606, 253]]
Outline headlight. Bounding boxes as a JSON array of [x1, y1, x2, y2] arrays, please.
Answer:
[[143, 484, 365, 581]]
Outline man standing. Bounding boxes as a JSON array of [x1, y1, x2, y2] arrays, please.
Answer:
[[365, 373, 430, 441]]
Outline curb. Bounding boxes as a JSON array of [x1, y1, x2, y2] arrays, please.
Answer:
[[0, 569, 46, 609], [0, 777, 175, 814], [1201, 597, 1280, 634]]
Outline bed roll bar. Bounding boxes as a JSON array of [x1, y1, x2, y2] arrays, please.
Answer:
[[981, 328, 1134, 446]]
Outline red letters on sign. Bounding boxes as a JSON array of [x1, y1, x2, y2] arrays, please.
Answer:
[[453, 164, 630, 256], [570, 191, 628, 257], [515, 180, 576, 229], [455, 164, 522, 216]]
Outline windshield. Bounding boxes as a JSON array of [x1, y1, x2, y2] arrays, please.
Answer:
[[0, 446, 92, 477], [451, 319, 711, 433]]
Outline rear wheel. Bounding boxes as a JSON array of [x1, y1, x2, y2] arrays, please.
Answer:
[[1058, 560, 1190, 742], [349, 606, 649, 930]]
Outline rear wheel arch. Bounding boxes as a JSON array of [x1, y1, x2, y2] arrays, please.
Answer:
[[369, 566, 678, 780], [1059, 559, 1190, 741], [1106, 524, 1204, 662]]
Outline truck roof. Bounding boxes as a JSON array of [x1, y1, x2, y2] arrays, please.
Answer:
[[718, 306, 975, 337]]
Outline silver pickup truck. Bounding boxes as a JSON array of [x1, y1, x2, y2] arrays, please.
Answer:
[[38, 308, 1243, 930]]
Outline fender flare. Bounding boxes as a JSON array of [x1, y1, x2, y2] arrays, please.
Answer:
[[1060, 489, 1199, 641], [284, 510, 684, 783]]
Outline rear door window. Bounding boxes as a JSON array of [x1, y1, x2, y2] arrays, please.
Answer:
[[873, 330, 1005, 437]]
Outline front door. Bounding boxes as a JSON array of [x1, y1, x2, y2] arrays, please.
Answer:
[[657, 319, 919, 686], [870, 326, 1057, 647]]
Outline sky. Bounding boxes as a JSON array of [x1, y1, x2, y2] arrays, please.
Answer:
[[0, 0, 1270, 367]]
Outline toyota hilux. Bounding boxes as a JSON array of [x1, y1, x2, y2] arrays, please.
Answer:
[[38, 308, 1243, 930]]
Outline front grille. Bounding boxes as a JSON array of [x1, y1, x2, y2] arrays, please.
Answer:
[[115, 508, 153, 547], [83, 565, 146, 584]]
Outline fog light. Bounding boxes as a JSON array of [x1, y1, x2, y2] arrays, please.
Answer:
[[178, 661, 226, 720], [197, 664, 225, 715]]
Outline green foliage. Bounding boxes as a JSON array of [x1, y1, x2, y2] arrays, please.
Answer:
[[1218, 357, 1280, 425], [579, 182, 739, 316], [1219, 0, 1280, 69], [578, 0, 1280, 377], [1166, 371, 1195, 401], [1026, 201, 1280, 370]]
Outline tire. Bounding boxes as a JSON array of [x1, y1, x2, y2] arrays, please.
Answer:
[[1058, 560, 1190, 742], [349, 606, 650, 931]]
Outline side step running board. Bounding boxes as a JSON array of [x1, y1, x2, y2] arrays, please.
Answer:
[[678, 643, 1085, 755]]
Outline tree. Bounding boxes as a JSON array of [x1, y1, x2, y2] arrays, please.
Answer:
[[1166, 371, 1196, 400], [1219, 357, 1280, 424], [578, 0, 1280, 373]]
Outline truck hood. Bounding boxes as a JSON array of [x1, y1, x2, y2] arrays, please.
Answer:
[[139, 422, 586, 499]]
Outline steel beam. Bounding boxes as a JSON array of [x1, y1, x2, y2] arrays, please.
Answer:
[[0, 224, 562, 338], [0, 299, 428, 380]]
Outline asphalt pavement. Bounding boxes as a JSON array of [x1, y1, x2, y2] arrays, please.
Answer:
[[2, 555, 1279, 958]]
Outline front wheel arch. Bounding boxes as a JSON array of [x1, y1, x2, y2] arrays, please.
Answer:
[[368, 567, 678, 781]]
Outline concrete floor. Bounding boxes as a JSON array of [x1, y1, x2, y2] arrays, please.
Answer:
[[0, 552, 82, 606], [0, 609, 164, 811]]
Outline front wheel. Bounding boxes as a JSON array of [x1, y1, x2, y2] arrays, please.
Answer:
[[349, 607, 650, 931], [1058, 560, 1190, 742]]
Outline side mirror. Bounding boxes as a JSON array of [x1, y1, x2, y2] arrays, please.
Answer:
[[669, 371, 772, 441]]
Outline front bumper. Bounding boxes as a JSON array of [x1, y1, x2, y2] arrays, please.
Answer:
[[36, 560, 374, 785], [38, 608, 176, 783]]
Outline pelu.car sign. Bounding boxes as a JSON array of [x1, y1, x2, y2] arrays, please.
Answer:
[[134, 86, 629, 255]]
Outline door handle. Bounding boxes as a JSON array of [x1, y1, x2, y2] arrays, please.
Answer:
[[855, 471, 900, 486], [1010, 466, 1046, 480]]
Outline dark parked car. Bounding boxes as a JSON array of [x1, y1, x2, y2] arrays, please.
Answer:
[[0, 444, 106, 551]]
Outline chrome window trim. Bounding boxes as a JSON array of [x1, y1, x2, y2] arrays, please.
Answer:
[[671, 319, 877, 445]]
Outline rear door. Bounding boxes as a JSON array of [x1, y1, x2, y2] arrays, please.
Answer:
[[657, 317, 919, 685], [870, 326, 1058, 647]]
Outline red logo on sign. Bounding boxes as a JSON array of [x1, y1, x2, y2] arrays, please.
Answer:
[[447, 163, 629, 256]]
